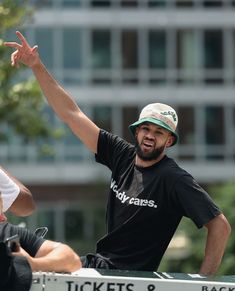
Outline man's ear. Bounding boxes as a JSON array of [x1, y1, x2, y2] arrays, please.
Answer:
[[166, 135, 175, 147], [135, 127, 139, 138]]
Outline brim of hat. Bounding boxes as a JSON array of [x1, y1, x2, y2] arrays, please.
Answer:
[[129, 117, 179, 146]]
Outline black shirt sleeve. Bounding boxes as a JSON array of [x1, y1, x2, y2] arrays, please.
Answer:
[[95, 129, 134, 170], [174, 174, 221, 228], [8, 224, 45, 257]]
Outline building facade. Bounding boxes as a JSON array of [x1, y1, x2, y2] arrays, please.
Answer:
[[3, 0, 235, 255]]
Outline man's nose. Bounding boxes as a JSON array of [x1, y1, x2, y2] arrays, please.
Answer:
[[144, 131, 155, 139]]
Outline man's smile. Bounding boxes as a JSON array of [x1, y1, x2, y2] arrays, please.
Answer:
[[141, 139, 155, 150]]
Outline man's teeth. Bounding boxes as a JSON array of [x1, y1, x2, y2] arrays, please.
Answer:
[[143, 141, 154, 147]]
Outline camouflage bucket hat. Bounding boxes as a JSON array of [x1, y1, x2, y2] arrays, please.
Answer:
[[129, 103, 179, 146]]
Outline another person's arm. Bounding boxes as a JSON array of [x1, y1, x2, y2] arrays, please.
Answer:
[[15, 240, 81, 273], [0, 166, 35, 216], [199, 214, 231, 275], [4, 31, 100, 154]]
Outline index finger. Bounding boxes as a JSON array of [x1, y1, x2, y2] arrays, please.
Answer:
[[16, 31, 31, 48], [4, 41, 21, 50]]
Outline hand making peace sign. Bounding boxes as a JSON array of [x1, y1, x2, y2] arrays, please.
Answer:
[[4, 31, 39, 68]]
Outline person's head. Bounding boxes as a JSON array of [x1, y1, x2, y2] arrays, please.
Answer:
[[129, 103, 179, 161]]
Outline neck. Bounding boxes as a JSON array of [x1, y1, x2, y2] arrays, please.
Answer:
[[135, 152, 165, 168]]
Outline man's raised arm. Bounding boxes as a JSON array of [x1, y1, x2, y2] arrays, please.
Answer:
[[4, 31, 100, 154]]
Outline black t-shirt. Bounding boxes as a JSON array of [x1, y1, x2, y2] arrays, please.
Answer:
[[0, 222, 45, 257], [95, 130, 221, 271]]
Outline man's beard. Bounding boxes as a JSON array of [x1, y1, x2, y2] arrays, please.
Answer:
[[135, 142, 165, 162]]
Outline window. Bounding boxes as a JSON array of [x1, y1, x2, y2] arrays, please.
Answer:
[[93, 106, 112, 132], [64, 128, 82, 146], [205, 106, 224, 145], [62, 28, 82, 84], [122, 106, 139, 142], [149, 30, 166, 69], [121, 30, 138, 83], [204, 30, 223, 69], [149, 30, 166, 83], [204, 30, 224, 83], [62, 0, 81, 7], [34, 28, 53, 69], [204, 106, 225, 160], [178, 106, 195, 145], [203, 0, 222, 7], [63, 28, 81, 69], [37, 210, 55, 239], [90, 0, 111, 7], [65, 209, 84, 240], [91, 30, 111, 83], [175, 0, 194, 7], [233, 31, 235, 82], [233, 107, 235, 159], [177, 106, 195, 160], [176, 30, 198, 83], [120, 0, 138, 7], [148, 0, 166, 7], [91, 30, 111, 69], [122, 30, 138, 69], [93, 208, 106, 238], [31, 0, 53, 7]]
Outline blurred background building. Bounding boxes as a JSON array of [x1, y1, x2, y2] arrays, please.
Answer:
[[2, 0, 235, 258]]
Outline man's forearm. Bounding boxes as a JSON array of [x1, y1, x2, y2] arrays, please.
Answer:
[[199, 214, 231, 276], [31, 243, 81, 272], [199, 256, 222, 276]]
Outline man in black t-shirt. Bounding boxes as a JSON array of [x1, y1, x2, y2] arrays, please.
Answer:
[[0, 221, 81, 273], [4, 31, 231, 275], [0, 221, 81, 291], [0, 161, 81, 273]]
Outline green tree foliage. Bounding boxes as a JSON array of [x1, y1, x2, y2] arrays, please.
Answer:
[[0, 0, 56, 142]]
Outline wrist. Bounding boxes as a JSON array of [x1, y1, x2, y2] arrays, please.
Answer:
[[30, 58, 42, 70]]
